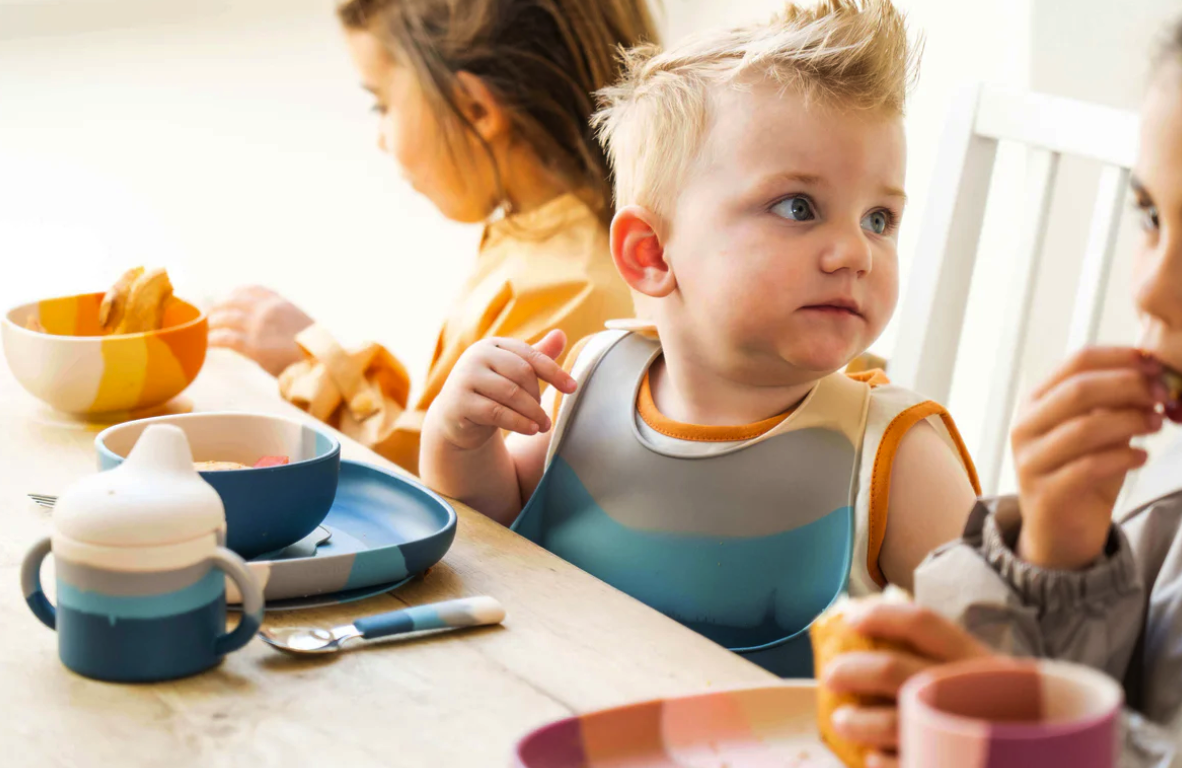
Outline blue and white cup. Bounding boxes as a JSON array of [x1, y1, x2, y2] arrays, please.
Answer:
[[20, 424, 265, 682], [22, 538, 263, 683]]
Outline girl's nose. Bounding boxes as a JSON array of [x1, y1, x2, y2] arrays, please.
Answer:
[[1137, 230, 1182, 330]]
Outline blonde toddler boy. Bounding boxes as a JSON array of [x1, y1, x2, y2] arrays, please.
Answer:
[[420, 0, 980, 677]]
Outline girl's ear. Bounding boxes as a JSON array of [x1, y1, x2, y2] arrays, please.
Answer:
[[611, 206, 676, 298], [454, 71, 510, 144]]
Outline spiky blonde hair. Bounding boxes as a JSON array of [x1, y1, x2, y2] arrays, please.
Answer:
[[593, 0, 920, 215]]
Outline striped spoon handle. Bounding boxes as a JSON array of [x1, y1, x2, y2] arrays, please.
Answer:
[[353, 597, 505, 640]]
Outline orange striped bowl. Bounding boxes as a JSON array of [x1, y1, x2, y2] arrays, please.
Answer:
[[2, 292, 208, 415]]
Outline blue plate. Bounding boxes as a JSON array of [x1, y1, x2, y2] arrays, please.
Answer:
[[247, 575, 416, 612], [231, 460, 457, 607]]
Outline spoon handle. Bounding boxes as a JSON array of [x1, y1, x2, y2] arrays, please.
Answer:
[[353, 596, 505, 641]]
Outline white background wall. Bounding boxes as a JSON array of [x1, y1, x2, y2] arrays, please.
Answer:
[[2, 0, 1179, 489]]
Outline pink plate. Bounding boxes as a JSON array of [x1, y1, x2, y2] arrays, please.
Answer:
[[514, 683, 843, 768]]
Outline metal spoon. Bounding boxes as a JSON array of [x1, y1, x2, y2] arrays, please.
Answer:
[[259, 596, 505, 655], [255, 525, 333, 561]]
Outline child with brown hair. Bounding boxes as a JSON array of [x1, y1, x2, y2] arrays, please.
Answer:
[[421, 0, 979, 678], [209, 0, 656, 472], [819, 18, 1182, 768]]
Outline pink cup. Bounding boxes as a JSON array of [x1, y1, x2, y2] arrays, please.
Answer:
[[900, 658, 1123, 768]]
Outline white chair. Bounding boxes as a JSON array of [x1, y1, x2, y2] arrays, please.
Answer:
[[888, 83, 1139, 496]]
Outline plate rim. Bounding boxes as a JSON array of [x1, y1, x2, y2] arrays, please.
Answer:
[[244, 459, 457, 602], [513, 681, 823, 767]]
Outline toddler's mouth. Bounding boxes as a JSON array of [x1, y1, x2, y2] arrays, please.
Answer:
[[800, 299, 863, 318]]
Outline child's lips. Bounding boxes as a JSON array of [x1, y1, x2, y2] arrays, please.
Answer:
[[799, 304, 863, 319]]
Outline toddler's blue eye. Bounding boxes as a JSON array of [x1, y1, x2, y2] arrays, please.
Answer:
[[773, 196, 816, 222], [862, 210, 890, 235], [1140, 204, 1160, 233]]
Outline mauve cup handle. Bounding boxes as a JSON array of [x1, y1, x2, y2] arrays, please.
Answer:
[[210, 547, 264, 656], [21, 536, 56, 630]]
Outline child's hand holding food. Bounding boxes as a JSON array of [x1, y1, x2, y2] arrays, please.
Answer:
[[815, 596, 993, 768], [1010, 347, 1168, 571], [208, 286, 314, 376], [426, 330, 576, 452]]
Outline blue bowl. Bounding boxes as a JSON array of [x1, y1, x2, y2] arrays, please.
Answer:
[[95, 412, 341, 559]]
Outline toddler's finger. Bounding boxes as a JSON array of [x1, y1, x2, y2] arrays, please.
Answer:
[[866, 752, 899, 768], [1020, 408, 1161, 477], [472, 368, 551, 432], [466, 394, 539, 436], [209, 328, 249, 354], [533, 329, 567, 361], [208, 307, 250, 332], [822, 650, 934, 698], [486, 347, 544, 404], [492, 336, 576, 393], [842, 602, 991, 663], [1015, 369, 1161, 440], [1028, 347, 1155, 401], [831, 705, 899, 750]]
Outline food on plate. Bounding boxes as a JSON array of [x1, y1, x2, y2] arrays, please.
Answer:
[[194, 461, 250, 471], [24, 315, 46, 333], [252, 456, 290, 468], [192, 456, 291, 471], [810, 587, 912, 768]]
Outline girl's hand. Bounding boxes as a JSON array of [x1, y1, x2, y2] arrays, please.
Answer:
[[427, 330, 576, 452], [1011, 347, 1165, 570], [822, 602, 993, 768], [208, 286, 314, 376]]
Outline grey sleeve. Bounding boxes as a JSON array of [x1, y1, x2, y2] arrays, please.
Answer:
[[1122, 710, 1179, 768], [914, 497, 1182, 767], [914, 497, 1144, 682]]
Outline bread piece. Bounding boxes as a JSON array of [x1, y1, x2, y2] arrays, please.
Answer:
[[811, 589, 912, 768], [113, 268, 173, 335], [1164, 367, 1182, 408], [194, 461, 249, 471], [99, 267, 145, 332]]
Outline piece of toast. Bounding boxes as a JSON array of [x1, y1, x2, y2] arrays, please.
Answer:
[[811, 590, 912, 768], [113, 268, 174, 335], [99, 267, 145, 332]]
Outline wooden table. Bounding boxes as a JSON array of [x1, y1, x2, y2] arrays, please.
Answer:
[[0, 349, 772, 767]]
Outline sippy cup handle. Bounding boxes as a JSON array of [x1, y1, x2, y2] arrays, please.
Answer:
[[21, 536, 56, 629], [20, 537, 264, 656], [210, 547, 264, 656]]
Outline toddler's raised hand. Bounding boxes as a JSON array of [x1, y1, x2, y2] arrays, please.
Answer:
[[1011, 347, 1165, 570], [429, 330, 576, 452], [208, 286, 314, 376]]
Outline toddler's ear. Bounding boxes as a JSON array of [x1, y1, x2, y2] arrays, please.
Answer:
[[611, 206, 676, 298]]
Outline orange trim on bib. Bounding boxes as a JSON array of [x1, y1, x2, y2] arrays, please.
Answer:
[[846, 368, 891, 388], [636, 373, 795, 443], [866, 401, 981, 588]]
